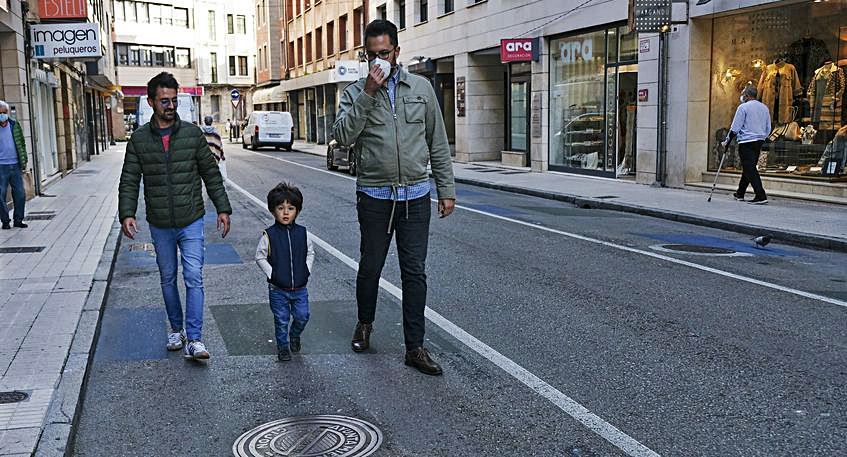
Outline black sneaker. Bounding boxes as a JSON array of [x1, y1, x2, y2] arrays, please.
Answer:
[[277, 346, 292, 362], [1, 222, 9, 230], [290, 337, 301, 353], [13, 221, 27, 228], [732, 192, 745, 201], [748, 197, 768, 205]]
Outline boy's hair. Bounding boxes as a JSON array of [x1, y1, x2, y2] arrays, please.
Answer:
[[267, 182, 303, 213], [365, 20, 399, 46], [147, 72, 179, 100]]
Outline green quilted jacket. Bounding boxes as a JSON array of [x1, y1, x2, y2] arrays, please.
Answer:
[[118, 116, 232, 228], [7, 120, 28, 169]]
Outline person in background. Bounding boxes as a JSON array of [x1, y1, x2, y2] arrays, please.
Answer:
[[722, 85, 771, 205], [0, 100, 28, 230]]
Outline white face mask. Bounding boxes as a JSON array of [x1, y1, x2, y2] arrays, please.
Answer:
[[370, 57, 392, 79], [0, 113, 7, 123], [740, 95, 746, 103]]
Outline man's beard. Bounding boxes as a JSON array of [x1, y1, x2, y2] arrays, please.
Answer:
[[159, 109, 176, 120]]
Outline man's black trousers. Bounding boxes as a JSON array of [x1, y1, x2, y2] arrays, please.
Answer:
[[736, 140, 767, 200]]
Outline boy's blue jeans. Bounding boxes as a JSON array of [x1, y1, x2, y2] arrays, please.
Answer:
[[149, 217, 205, 341], [268, 284, 309, 349]]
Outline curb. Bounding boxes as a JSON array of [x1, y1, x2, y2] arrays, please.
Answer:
[[33, 218, 122, 457], [453, 176, 847, 253]]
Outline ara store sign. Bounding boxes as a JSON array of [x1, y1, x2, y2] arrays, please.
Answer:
[[501, 38, 540, 63], [31, 23, 102, 60]]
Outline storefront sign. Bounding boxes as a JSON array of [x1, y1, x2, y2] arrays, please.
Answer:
[[639, 39, 650, 53], [501, 38, 540, 63], [558, 38, 593, 64], [633, 0, 672, 33], [456, 77, 466, 117], [638, 89, 648, 102], [333, 60, 362, 82], [38, 0, 88, 19], [31, 23, 101, 59]]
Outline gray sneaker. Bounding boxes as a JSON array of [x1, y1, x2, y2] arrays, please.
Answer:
[[166, 330, 186, 351], [184, 340, 210, 360]]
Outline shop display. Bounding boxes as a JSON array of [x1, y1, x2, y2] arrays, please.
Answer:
[[709, 3, 847, 181]]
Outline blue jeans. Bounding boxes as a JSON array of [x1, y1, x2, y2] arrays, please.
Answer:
[[149, 217, 205, 341], [268, 285, 309, 349], [0, 164, 25, 224]]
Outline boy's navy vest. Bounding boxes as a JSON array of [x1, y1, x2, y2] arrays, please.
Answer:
[[265, 222, 309, 290]]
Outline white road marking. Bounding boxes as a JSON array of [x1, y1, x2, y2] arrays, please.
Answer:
[[226, 178, 662, 457], [244, 150, 847, 309]]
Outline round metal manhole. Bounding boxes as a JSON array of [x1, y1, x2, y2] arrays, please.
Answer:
[[0, 391, 29, 404], [649, 244, 752, 257], [233, 415, 382, 457]]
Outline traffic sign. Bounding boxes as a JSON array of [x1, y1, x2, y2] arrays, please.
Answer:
[[230, 89, 240, 101]]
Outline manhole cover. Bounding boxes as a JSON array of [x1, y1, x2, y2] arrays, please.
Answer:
[[233, 415, 382, 457], [649, 244, 751, 257], [0, 391, 29, 404]]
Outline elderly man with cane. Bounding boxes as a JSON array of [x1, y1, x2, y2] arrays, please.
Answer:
[[721, 85, 771, 205]]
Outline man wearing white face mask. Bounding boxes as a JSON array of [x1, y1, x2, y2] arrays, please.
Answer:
[[722, 85, 771, 204], [0, 100, 28, 229]]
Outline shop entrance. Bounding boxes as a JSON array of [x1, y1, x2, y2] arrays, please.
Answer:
[[507, 63, 531, 162]]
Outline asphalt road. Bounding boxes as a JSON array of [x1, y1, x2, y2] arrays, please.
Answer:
[[72, 142, 847, 456]]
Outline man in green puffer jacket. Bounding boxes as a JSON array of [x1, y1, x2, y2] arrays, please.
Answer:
[[0, 99, 29, 230], [118, 72, 232, 361]]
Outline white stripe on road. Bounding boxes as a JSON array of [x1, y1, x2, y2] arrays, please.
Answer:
[[244, 149, 847, 309], [226, 178, 662, 457]]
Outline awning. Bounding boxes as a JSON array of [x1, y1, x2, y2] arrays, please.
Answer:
[[253, 85, 286, 105]]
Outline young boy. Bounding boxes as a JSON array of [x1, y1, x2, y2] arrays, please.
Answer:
[[255, 183, 315, 361]]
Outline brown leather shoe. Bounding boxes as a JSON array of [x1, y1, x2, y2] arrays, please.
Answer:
[[404, 347, 443, 376], [351, 322, 372, 352]]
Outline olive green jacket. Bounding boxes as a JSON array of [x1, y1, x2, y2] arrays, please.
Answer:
[[332, 66, 455, 199], [5, 120, 28, 170], [118, 115, 232, 228]]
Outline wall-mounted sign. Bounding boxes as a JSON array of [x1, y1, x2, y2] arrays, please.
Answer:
[[38, 0, 88, 19], [31, 23, 101, 59], [501, 38, 540, 63], [633, 0, 672, 33], [531, 92, 542, 138], [558, 38, 593, 64], [456, 76, 466, 117], [333, 60, 363, 82], [638, 88, 648, 102], [639, 39, 650, 54]]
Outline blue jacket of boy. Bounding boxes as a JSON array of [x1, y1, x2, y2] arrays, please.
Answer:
[[264, 222, 310, 289]]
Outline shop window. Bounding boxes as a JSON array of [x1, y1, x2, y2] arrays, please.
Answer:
[[239, 56, 248, 76], [549, 26, 638, 176], [708, 2, 847, 181]]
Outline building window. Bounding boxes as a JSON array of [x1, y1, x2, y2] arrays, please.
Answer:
[[306, 32, 313, 62], [396, 1, 406, 30], [176, 48, 191, 67], [353, 8, 363, 47], [208, 11, 216, 40], [285, 0, 293, 21], [287, 41, 295, 69], [297, 37, 304, 66], [230, 55, 237, 75], [130, 46, 140, 65], [327, 21, 335, 55], [305, 0, 311, 10], [211, 95, 221, 121], [417, 0, 427, 23], [115, 43, 191, 68], [149, 4, 161, 24], [295, 0, 301, 16], [264, 45, 269, 69], [443, 0, 453, 14], [227, 14, 234, 34], [339, 14, 348, 51], [237, 15, 246, 34], [115, 44, 129, 66], [210, 52, 218, 83], [115, 1, 125, 21], [377, 4, 387, 20], [137, 3, 149, 23], [239, 56, 248, 76], [316, 27, 323, 60]]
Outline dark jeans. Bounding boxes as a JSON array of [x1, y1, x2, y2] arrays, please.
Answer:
[[736, 141, 767, 200], [356, 192, 431, 350], [268, 285, 309, 349], [0, 164, 25, 224]]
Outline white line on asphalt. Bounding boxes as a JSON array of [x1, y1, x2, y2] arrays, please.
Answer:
[[244, 150, 847, 309], [225, 178, 662, 457]]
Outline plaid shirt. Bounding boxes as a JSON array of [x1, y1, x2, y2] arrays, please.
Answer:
[[356, 68, 431, 201]]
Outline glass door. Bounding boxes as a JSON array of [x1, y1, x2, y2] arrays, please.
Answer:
[[509, 79, 529, 152]]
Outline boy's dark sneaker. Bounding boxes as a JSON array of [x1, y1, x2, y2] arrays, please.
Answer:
[[748, 197, 768, 205], [290, 337, 301, 353], [1, 222, 9, 230], [277, 346, 292, 362], [13, 221, 27, 228], [732, 192, 745, 201]]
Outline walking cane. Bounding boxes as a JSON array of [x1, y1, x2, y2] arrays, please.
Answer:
[[707, 142, 728, 202]]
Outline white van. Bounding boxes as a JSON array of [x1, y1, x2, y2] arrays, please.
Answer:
[[242, 111, 294, 151], [136, 93, 196, 127]]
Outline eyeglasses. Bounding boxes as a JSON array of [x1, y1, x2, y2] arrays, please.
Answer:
[[159, 98, 179, 107], [365, 48, 395, 61]]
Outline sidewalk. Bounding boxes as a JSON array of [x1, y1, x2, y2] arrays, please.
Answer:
[[291, 142, 846, 252], [0, 145, 123, 456]]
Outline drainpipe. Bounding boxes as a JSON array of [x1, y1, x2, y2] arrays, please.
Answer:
[[654, 29, 669, 187]]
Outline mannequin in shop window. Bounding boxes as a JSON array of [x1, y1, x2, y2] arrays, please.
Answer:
[[757, 56, 803, 124], [808, 59, 846, 135]]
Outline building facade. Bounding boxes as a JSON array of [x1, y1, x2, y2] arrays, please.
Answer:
[[252, 0, 284, 112]]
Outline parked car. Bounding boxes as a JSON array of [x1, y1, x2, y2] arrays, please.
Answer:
[[326, 139, 357, 176], [242, 111, 294, 151]]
